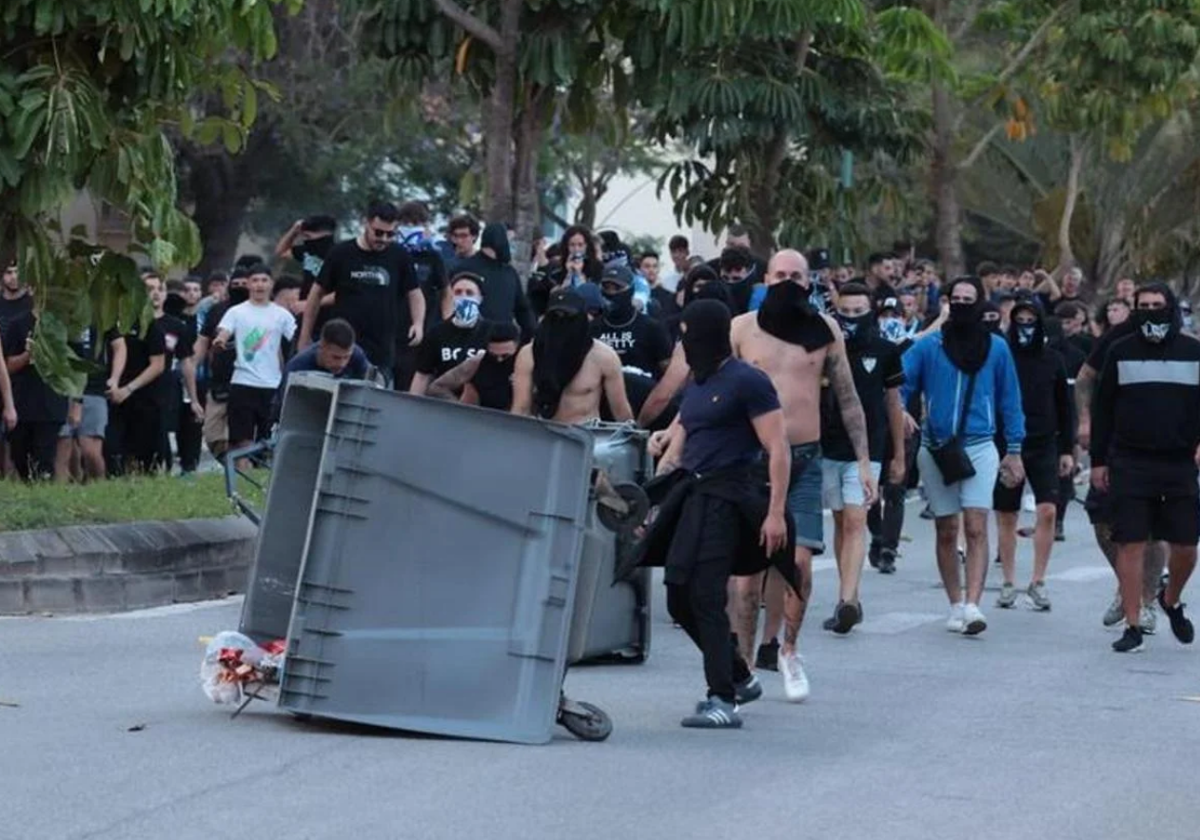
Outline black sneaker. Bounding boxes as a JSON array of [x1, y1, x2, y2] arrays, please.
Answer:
[[734, 674, 763, 706], [823, 600, 862, 635], [681, 697, 743, 729], [868, 541, 882, 569], [1157, 591, 1195, 644], [1054, 519, 1065, 542], [1112, 626, 1145, 653], [754, 638, 779, 671], [877, 548, 896, 575], [920, 504, 935, 520]]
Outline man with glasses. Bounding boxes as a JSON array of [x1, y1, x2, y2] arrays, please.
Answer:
[[297, 200, 425, 387]]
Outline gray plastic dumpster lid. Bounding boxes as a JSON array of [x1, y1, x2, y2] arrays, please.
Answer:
[[277, 382, 596, 744]]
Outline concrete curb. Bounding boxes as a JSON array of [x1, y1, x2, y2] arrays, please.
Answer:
[[0, 517, 257, 615]]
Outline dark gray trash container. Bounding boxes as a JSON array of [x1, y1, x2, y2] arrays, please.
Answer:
[[244, 375, 602, 744]]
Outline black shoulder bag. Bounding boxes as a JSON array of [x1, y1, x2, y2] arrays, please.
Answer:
[[928, 373, 978, 484]]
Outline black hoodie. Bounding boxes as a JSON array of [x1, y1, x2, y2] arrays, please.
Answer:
[[1003, 303, 1073, 456], [1092, 284, 1200, 471], [454, 223, 536, 342]]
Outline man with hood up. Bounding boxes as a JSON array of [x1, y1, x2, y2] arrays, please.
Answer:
[[450, 222, 536, 343], [510, 289, 632, 425], [902, 275, 1026, 637], [993, 298, 1074, 613], [1091, 282, 1200, 653], [630, 299, 793, 729]]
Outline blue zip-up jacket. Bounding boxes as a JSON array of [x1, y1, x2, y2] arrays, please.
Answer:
[[901, 332, 1026, 453]]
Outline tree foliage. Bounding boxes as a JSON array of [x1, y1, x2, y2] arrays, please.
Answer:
[[0, 0, 295, 394]]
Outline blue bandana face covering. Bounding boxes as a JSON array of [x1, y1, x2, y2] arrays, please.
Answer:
[[1016, 324, 1037, 347], [453, 296, 481, 327]]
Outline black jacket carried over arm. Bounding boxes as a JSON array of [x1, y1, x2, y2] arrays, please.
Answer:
[[1091, 330, 1200, 467], [615, 464, 799, 594]]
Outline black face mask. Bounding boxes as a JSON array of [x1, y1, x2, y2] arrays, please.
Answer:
[[757, 281, 834, 351], [532, 310, 593, 419], [1135, 308, 1174, 343], [603, 287, 635, 323], [941, 290, 992, 373], [836, 312, 874, 347], [228, 286, 250, 305], [681, 300, 732, 384], [949, 302, 978, 326], [471, 351, 517, 411]]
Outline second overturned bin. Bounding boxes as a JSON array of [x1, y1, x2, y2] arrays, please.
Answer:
[[240, 374, 614, 744]]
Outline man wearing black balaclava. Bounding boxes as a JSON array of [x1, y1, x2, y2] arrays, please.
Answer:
[[451, 221, 536, 342], [817, 282, 907, 633], [901, 275, 1026, 638], [1091, 282, 1200, 653], [595, 265, 672, 417], [628, 299, 794, 729], [728, 249, 874, 700], [993, 299, 1074, 614], [511, 289, 632, 424]]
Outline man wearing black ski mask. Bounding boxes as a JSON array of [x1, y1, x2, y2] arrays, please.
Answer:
[[511, 289, 632, 424], [595, 265, 672, 416], [630, 299, 794, 729], [1091, 282, 1200, 653], [993, 299, 1073, 613]]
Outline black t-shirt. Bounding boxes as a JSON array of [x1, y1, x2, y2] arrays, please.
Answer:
[[415, 319, 488, 378], [649, 286, 681, 322], [2, 312, 67, 424], [594, 314, 673, 380], [821, 334, 905, 462], [680, 359, 780, 473], [0, 292, 33, 337], [156, 314, 196, 408], [292, 235, 336, 299], [202, 301, 237, 398], [121, 318, 168, 408], [317, 240, 419, 370], [1087, 322, 1136, 373], [69, 326, 121, 396]]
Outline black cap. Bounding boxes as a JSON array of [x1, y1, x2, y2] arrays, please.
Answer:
[[546, 289, 587, 317], [808, 248, 830, 271], [574, 282, 607, 315], [600, 264, 633, 289]]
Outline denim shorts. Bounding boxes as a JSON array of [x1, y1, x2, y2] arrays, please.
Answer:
[[58, 395, 108, 439], [787, 443, 824, 553], [821, 459, 882, 511]]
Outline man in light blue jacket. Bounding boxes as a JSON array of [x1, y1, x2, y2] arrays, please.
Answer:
[[902, 275, 1027, 637]]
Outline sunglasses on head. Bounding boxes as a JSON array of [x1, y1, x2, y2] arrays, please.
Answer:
[[371, 227, 396, 239]]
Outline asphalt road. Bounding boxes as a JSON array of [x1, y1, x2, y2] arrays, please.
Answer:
[[3, 503, 1200, 840]]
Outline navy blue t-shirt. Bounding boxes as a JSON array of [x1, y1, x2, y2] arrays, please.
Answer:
[[679, 358, 780, 473]]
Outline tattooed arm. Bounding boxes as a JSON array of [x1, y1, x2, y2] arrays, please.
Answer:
[[1075, 361, 1096, 448], [426, 355, 484, 401]]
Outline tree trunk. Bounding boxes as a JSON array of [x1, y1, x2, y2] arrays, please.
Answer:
[[1056, 134, 1084, 274], [187, 153, 256, 274], [481, 0, 523, 225], [511, 93, 544, 280], [932, 77, 965, 279]]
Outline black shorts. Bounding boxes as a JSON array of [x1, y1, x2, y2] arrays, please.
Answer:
[[228, 385, 275, 445], [1085, 485, 1114, 525], [1110, 455, 1200, 545], [993, 440, 1059, 512]]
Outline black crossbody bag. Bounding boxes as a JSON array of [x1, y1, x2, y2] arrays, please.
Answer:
[[928, 373, 977, 484]]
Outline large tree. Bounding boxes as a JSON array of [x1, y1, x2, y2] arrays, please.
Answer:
[[0, 0, 294, 393]]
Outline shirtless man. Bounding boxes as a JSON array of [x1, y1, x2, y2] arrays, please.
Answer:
[[512, 289, 633, 424], [730, 249, 875, 702]]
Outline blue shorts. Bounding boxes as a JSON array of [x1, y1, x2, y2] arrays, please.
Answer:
[[918, 441, 1000, 517], [787, 443, 824, 553], [821, 459, 882, 511]]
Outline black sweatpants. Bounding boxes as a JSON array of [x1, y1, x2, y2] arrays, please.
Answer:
[[8, 421, 60, 480], [869, 432, 918, 553], [111, 400, 167, 475], [665, 496, 751, 703]]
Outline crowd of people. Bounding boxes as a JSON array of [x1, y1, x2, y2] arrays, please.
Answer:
[[2, 198, 1197, 731]]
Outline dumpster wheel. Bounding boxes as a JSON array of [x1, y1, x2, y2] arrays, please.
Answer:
[[558, 698, 613, 742]]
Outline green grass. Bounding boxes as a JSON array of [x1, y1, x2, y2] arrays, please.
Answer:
[[0, 473, 260, 532]]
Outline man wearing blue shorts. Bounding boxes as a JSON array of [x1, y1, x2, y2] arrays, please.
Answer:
[[902, 275, 1026, 636], [820, 283, 907, 634]]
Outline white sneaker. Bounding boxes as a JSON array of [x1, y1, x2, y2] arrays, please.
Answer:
[[963, 603, 988, 636], [779, 650, 810, 703], [1141, 602, 1157, 634], [946, 603, 966, 633]]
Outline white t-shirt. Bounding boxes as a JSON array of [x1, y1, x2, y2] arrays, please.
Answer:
[[217, 301, 297, 389]]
